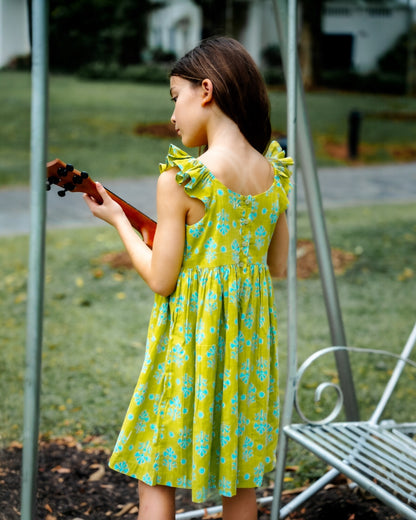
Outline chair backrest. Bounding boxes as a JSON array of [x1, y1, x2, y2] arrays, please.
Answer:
[[370, 321, 416, 425], [293, 322, 416, 426]]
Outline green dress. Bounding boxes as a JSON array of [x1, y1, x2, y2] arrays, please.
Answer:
[[109, 141, 293, 502]]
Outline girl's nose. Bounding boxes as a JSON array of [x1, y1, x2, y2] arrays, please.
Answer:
[[170, 112, 176, 125]]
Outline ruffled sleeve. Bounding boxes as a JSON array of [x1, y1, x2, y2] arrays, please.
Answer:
[[266, 140, 294, 213], [159, 144, 211, 197]]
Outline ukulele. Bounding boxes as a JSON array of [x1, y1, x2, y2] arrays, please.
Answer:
[[46, 159, 157, 248]]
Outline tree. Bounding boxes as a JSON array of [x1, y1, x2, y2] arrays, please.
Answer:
[[48, 0, 153, 72], [193, 0, 249, 39], [299, 0, 325, 88]]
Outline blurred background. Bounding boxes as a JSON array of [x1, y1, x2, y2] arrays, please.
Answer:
[[1, 0, 416, 188], [2, 0, 416, 95]]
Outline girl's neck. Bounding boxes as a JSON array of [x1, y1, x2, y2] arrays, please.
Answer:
[[205, 111, 248, 153]]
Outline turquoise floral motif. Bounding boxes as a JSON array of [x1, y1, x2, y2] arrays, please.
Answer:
[[254, 410, 268, 435], [114, 461, 129, 474], [182, 374, 194, 398], [135, 441, 151, 464], [255, 225, 267, 249], [218, 476, 232, 495], [196, 375, 208, 401], [167, 396, 182, 420], [163, 447, 178, 470], [242, 437, 254, 462], [195, 431, 210, 457], [134, 383, 148, 406], [217, 208, 231, 235], [220, 423, 231, 447], [178, 426, 193, 449]]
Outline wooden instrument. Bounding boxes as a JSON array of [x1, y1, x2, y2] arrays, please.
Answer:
[[46, 159, 157, 248]]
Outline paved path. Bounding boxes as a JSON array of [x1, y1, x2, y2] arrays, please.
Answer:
[[1, 162, 415, 237]]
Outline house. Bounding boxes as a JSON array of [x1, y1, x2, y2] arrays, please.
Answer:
[[147, 0, 202, 61], [322, 1, 412, 73], [0, 0, 30, 68]]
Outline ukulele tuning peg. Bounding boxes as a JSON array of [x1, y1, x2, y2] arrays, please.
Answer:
[[46, 175, 59, 190], [80, 171, 89, 179], [72, 174, 83, 185], [58, 190, 66, 197], [66, 164, 74, 172], [57, 166, 67, 177], [64, 181, 75, 192]]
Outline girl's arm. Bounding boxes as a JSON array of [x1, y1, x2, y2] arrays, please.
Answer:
[[83, 168, 187, 297], [267, 212, 289, 278]]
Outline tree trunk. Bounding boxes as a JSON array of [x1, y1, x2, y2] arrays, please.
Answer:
[[299, 0, 324, 89]]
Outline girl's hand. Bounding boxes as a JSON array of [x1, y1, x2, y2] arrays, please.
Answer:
[[83, 182, 127, 228]]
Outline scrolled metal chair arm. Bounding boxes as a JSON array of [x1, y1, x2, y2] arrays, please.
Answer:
[[294, 346, 416, 426]]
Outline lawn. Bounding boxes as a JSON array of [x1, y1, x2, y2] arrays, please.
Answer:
[[1, 201, 415, 488], [1, 71, 416, 186]]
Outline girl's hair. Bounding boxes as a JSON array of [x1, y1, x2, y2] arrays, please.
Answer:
[[170, 37, 271, 154]]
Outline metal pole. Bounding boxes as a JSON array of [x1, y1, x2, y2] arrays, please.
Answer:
[[270, 0, 298, 516], [272, 0, 359, 421], [406, 0, 415, 96], [21, 1, 49, 518]]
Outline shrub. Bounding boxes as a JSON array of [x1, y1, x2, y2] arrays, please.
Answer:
[[77, 62, 170, 83], [321, 69, 405, 94]]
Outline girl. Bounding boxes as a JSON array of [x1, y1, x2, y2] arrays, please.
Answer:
[[84, 36, 292, 520]]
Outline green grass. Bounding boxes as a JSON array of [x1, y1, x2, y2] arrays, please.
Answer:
[[2, 71, 416, 186], [0, 71, 179, 186], [1, 203, 415, 474]]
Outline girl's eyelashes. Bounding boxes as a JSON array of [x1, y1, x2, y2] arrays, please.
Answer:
[[170, 96, 177, 103]]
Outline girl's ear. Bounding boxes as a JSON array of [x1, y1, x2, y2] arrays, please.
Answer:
[[201, 78, 213, 106]]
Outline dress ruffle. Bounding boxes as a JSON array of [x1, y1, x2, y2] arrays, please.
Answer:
[[159, 144, 211, 196], [265, 140, 293, 200]]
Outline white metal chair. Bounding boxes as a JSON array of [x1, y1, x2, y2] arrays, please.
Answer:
[[274, 323, 416, 519]]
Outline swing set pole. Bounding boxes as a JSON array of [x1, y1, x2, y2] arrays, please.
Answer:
[[21, 1, 49, 518], [271, 0, 359, 422], [270, 0, 298, 516]]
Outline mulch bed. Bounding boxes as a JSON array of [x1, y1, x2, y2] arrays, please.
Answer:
[[0, 438, 405, 520]]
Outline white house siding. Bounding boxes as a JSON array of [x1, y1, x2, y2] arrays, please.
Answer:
[[148, 0, 202, 60], [239, 0, 279, 66], [0, 0, 30, 68], [323, 3, 410, 73]]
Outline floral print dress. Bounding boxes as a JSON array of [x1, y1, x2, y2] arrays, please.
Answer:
[[109, 141, 293, 502]]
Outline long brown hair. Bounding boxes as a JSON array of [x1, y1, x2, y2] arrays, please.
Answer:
[[170, 37, 271, 154]]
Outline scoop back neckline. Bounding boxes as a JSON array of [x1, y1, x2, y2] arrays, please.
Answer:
[[207, 170, 276, 199], [191, 152, 277, 199]]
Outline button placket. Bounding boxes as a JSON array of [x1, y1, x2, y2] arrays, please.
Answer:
[[240, 196, 252, 263]]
